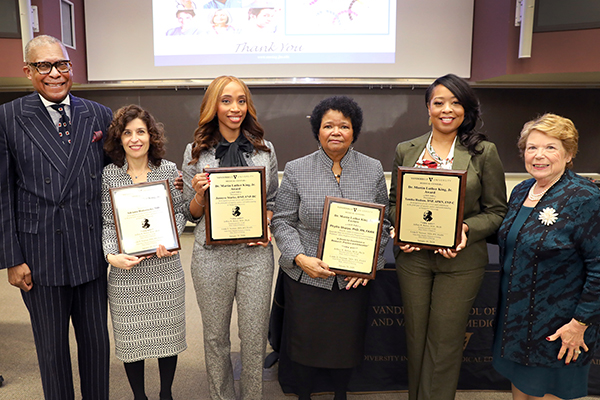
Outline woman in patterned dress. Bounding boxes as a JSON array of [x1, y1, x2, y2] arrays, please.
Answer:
[[493, 114, 600, 399], [102, 104, 186, 400], [388, 73, 508, 400], [182, 76, 278, 400]]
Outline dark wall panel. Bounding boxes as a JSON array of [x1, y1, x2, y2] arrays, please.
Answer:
[[2, 87, 599, 173], [477, 88, 600, 174]]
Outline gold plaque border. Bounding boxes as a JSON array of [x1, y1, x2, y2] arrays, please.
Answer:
[[204, 166, 268, 246], [317, 196, 386, 280], [109, 180, 181, 257], [393, 167, 467, 250]]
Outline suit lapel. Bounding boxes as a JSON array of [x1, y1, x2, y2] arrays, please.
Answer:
[[452, 141, 471, 171], [403, 133, 429, 167], [61, 95, 93, 197], [17, 94, 68, 175]]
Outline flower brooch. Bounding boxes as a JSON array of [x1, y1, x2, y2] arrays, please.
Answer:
[[538, 207, 558, 226]]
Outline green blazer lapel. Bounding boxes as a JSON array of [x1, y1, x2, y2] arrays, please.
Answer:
[[452, 141, 471, 171], [403, 133, 429, 167]]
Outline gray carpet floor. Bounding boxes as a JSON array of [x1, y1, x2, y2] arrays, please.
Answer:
[[0, 233, 597, 399]]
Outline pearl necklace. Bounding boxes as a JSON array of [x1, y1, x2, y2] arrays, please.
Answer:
[[528, 175, 561, 202]]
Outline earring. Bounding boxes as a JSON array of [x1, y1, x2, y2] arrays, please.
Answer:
[[428, 117, 432, 126]]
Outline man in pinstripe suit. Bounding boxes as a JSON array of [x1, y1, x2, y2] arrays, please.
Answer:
[[0, 35, 110, 399]]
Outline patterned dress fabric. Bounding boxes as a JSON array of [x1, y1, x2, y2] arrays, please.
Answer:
[[496, 169, 600, 368], [493, 206, 590, 399], [101, 160, 187, 363]]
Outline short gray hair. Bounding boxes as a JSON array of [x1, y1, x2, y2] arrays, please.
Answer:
[[24, 35, 68, 63]]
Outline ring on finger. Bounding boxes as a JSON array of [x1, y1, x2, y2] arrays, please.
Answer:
[[575, 349, 582, 354]]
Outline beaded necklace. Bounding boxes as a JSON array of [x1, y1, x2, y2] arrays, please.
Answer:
[[425, 134, 457, 170], [527, 174, 562, 202]]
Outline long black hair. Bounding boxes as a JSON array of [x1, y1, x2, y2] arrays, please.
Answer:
[[425, 74, 487, 155]]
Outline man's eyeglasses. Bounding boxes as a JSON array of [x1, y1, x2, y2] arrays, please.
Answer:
[[28, 60, 72, 75]]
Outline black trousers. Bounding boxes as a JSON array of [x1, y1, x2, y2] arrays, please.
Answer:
[[22, 276, 110, 400]]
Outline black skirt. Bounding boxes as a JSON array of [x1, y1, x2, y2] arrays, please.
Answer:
[[283, 273, 370, 369]]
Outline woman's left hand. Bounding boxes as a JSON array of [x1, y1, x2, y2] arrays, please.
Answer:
[[547, 318, 589, 364], [344, 276, 370, 290], [156, 244, 178, 258], [435, 223, 468, 259]]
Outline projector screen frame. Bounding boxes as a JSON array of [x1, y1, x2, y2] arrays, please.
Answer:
[[84, 0, 475, 83]]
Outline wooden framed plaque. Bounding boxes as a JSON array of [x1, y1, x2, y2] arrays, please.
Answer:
[[394, 167, 467, 250], [317, 197, 386, 280], [204, 166, 268, 245], [109, 180, 181, 257]]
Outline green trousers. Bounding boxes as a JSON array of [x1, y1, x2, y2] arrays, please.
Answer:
[[396, 250, 485, 400]]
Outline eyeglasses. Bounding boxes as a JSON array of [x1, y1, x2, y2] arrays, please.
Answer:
[[28, 60, 72, 75]]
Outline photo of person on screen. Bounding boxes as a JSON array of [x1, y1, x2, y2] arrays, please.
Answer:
[[166, 9, 201, 35], [206, 9, 237, 35], [246, 0, 279, 34], [202, 0, 242, 9], [176, 0, 197, 9]]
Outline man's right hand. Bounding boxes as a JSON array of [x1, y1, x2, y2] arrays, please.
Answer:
[[8, 263, 33, 292]]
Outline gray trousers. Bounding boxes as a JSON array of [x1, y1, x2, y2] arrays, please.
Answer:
[[397, 250, 485, 400], [191, 240, 274, 400]]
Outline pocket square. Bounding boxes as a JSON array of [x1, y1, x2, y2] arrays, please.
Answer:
[[92, 130, 103, 142]]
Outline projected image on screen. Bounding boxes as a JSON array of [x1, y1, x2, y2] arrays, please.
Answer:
[[153, 0, 396, 66]]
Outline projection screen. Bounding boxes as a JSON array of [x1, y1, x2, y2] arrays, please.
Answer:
[[84, 0, 474, 82]]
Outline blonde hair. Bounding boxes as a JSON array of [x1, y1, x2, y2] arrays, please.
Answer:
[[517, 113, 578, 169]]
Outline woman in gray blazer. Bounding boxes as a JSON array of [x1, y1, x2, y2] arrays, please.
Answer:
[[272, 96, 391, 400], [182, 76, 278, 400], [388, 74, 508, 400]]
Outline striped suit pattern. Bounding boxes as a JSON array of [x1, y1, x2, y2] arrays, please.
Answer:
[[0, 92, 112, 399]]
